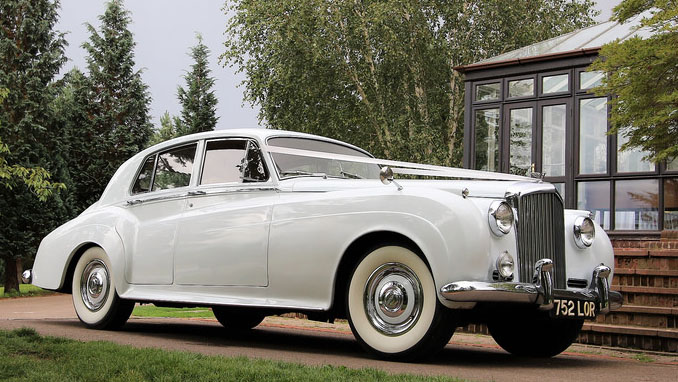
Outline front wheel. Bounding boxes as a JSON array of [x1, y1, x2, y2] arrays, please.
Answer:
[[346, 245, 456, 361], [72, 247, 134, 329], [487, 311, 583, 357]]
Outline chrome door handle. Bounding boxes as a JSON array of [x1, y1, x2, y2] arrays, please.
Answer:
[[187, 190, 206, 196], [126, 199, 143, 206]]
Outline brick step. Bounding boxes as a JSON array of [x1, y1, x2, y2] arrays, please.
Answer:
[[613, 289, 678, 308], [613, 275, 678, 290], [615, 268, 678, 276], [612, 285, 678, 295], [613, 248, 678, 257], [615, 256, 678, 273], [579, 323, 678, 352], [597, 307, 677, 329]]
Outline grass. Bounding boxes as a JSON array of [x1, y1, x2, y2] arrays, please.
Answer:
[[632, 353, 655, 363], [0, 328, 467, 382], [0, 284, 53, 298], [132, 304, 215, 319]]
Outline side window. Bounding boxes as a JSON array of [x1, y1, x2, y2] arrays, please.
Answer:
[[152, 144, 197, 191], [200, 139, 268, 185], [132, 155, 156, 194]]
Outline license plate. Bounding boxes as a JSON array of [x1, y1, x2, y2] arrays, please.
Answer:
[[552, 298, 597, 319]]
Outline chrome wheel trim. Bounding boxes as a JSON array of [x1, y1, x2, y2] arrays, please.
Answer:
[[364, 262, 423, 336], [80, 259, 110, 312]]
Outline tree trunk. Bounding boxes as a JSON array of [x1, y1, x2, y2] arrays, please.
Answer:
[[3, 256, 20, 294]]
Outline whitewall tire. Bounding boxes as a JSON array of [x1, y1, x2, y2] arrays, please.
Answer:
[[346, 245, 456, 360], [72, 247, 134, 329]]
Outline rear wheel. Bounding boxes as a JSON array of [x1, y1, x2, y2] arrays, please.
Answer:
[[212, 307, 265, 330], [487, 311, 583, 357], [346, 245, 456, 361], [72, 247, 134, 330]]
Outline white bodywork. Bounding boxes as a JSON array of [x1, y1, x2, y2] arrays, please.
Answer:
[[32, 129, 614, 313]]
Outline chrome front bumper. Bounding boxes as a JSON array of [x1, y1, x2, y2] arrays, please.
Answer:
[[440, 259, 622, 314]]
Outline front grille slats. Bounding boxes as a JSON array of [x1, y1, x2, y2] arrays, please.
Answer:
[[514, 191, 566, 289]]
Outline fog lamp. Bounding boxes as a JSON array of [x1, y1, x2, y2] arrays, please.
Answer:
[[496, 251, 514, 279], [574, 216, 596, 249]]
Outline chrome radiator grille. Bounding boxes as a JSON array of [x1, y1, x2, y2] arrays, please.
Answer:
[[512, 191, 566, 289]]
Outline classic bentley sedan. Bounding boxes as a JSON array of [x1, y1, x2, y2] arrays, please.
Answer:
[[26, 129, 621, 360]]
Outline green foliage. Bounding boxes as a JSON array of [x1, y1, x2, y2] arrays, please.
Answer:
[[0, 328, 467, 381], [132, 304, 215, 318], [224, 0, 597, 165], [56, 0, 153, 213], [591, 0, 678, 163], [149, 111, 184, 146], [0, 0, 69, 293], [0, 284, 51, 298], [176, 34, 219, 136]]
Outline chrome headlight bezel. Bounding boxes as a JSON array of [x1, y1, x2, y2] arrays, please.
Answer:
[[488, 201, 514, 236], [573, 216, 596, 249]]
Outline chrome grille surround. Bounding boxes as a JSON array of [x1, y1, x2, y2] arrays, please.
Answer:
[[505, 183, 566, 289]]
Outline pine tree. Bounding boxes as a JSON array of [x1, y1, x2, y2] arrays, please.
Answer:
[[148, 111, 184, 146], [0, 0, 68, 293], [176, 35, 219, 136], [72, 0, 153, 210]]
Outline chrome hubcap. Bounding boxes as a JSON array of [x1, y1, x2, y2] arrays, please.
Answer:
[[80, 259, 110, 312], [364, 262, 423, 336]]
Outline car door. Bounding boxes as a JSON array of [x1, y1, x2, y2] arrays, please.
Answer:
[[173, 138, 276, 287], [119, 142, 199, 285]]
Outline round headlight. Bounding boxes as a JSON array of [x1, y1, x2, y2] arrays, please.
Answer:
[[574, 216, 596, 248], [488, 201, 514, 236], [496, 251, 514, 279]]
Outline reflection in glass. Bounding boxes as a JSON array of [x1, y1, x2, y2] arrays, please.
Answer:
[[153, 144, 197, 191], [615, 179, 659, 230], [543, 74, 569, 94], [579, 98, 608, 174], [132, 156, 156, 194], [509, 108, 533, 176], [474, 109, 500, 172], [201, 140, 247, 185], [476, 83, 500, 101], [580, 71, 604, 90], [508, 79, 534, 98], [542, 104, 566, 177], [577, 181, 610, 229], [553, 182, 565, 201], [668, 157, 678, 171], [617, 133, 654, 173], [665, 179, 678, 230]]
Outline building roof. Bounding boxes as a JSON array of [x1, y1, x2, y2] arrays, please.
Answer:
[[457, 14, 650, 72]]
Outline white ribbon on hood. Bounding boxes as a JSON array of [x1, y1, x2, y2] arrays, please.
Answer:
[[264, 145, 537, 182]]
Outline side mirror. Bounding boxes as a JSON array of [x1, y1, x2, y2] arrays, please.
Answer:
[[380, 166, 394, 185]]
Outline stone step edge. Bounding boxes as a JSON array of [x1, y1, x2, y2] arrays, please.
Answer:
[[615, 268, 678, 277], [612, 305, 678, 316], [611, 285, 678, 295], [581, 323, 678, 339], [613, 249, 678, 257]]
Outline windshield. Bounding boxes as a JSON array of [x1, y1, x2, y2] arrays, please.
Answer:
[[267, 137, 381, 179]]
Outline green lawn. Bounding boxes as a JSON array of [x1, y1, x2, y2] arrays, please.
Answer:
[[0, 284, 53, 298], [0, 328, 466, 382], [132, 304, 215, 319]]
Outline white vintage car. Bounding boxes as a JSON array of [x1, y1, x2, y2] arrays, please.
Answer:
[[26, 129, 621, 360]]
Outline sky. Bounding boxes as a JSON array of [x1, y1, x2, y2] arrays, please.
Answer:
[[56, 0, 622, 131]]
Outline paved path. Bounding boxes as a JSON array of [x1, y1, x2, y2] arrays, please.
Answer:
[[1, 294, 676, 382]]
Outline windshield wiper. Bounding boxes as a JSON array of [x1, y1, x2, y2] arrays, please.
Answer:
[[340, 171, 363, 179], [280, 170, 328, 178]]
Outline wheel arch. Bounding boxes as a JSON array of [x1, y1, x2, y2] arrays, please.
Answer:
[[330, 231, 429, 319], [58, 242, 100, 294]]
